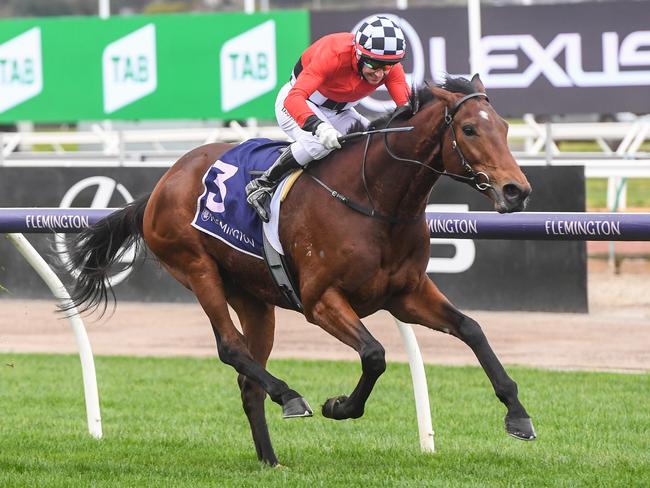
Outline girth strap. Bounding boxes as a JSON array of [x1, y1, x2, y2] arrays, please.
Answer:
[[262, 231, 304, 313]]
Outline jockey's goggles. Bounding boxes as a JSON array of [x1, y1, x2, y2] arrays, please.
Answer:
[[361, 59, 397, 72]]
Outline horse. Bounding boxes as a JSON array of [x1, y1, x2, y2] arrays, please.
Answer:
[[65, 74, 534, 466]]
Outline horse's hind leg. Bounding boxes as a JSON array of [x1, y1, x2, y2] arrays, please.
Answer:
[[227, 290, 279, 466], [309, 288, 386, 420], [389, 278, 536, 441], [188, 259, 311, 419]]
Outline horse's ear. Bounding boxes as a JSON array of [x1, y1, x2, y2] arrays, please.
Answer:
[[471, 73, 486, 93], [410, 82, 419, 115], [430, 85, 456, 105]]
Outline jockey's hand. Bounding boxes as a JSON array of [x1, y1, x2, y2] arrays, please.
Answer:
[[315, 122, 342, 150]]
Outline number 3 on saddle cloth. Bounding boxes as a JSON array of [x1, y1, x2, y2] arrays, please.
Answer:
[[191, 138, 304, 311]]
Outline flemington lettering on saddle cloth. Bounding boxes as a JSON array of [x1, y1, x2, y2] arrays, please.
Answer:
[[191, 138, 290, 259]]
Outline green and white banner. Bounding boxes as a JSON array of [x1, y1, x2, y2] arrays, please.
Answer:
[[0, 11, 309, 122]]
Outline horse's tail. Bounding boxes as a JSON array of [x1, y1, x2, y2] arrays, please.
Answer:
[[60, 193, 151, 316]]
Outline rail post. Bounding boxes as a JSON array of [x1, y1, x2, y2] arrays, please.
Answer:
[[5, 233, 102, 439], [396, 321, 435, 452]]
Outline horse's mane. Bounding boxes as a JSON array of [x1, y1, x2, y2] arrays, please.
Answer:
[[346, 75, 476, 134]]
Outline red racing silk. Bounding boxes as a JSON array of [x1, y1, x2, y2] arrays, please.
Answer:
[[283, 32, 411, 129]]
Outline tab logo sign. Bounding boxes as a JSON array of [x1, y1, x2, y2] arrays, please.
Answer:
[[102, 24, 157, 114], [220, 20, 277, 112], [0, 28, 43, 113]]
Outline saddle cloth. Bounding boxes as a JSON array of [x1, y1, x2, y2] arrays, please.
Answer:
[[191, 138, 291, 259]]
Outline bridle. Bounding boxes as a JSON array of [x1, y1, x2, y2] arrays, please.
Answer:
[[307, 91, 493, 224], [384, 91, 493, 192], [442, 93, 492, 191]]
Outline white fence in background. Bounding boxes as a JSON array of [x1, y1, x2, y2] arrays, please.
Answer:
[[3, 118, 650, 160], [0, 121, 289, 160], [1, 118, 649, 211], [511, 115, 650, 157]]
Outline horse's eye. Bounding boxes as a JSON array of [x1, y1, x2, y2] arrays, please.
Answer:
[[462, 125, 476, 136]]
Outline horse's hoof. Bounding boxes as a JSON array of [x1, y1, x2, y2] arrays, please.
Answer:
[[322, 395, 352, 420], [282, 396, 313, 418], [261, 458, 283, 468], [505, 416, 537, 441]]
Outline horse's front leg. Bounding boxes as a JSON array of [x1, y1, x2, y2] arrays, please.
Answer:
[[308, 288, 386, 420], [389, 277, 536, 441]]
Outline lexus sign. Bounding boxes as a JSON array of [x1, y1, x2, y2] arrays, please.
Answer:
[[311, 1, 650, 116]]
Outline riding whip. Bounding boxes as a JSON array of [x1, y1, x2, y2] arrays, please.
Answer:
[[337, 126, 414, 144]]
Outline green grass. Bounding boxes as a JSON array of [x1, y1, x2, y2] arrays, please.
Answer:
[[557, 140, 650, 153], [1, 354, 649, 487], [587, 178, 650, 210]]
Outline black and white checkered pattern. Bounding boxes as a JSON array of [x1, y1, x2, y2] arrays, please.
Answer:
[[354, 16, 405, 60]]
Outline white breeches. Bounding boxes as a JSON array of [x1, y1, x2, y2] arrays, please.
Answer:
[[275, 82, 370, 166]]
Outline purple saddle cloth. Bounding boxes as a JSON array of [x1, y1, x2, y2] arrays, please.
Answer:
[[191, 138, 290, 258]]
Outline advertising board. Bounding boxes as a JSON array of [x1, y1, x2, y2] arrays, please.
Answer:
[[0, 11, 309, 122], [311, 1, 650, 116]]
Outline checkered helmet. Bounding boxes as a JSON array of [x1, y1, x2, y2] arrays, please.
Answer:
[[355, 15, 406, 62]]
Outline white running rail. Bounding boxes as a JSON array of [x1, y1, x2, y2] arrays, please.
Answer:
[[5, 233, 102, 439]]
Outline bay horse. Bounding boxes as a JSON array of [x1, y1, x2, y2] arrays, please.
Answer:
[[65, 75, 534, 466]]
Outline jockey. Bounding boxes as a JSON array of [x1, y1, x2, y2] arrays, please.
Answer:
[[246, 15, 411, 222]]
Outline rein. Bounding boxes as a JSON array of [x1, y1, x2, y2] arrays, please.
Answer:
[[307, 91, 493, 224], [307, 125, 419, 224]]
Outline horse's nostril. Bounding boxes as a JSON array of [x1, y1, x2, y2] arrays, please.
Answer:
[[503, 183, 525, 203]]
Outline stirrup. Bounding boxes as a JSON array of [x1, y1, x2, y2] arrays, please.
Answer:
[[247, 187, 273, 223], [245, 178, 273, 197]]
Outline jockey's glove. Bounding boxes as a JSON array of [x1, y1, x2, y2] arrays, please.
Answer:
[[315, 122, 342, 150]]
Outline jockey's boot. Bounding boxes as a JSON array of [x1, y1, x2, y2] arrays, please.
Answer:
[[245, 148, 301, 223]]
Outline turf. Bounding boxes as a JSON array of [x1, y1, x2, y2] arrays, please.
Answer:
[[587, 178, 650, 210], [1, 354, 648, 487]]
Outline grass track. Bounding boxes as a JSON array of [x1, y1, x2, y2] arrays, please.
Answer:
[[1, 354, 649, 487], [587, 178, 650, 210]]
